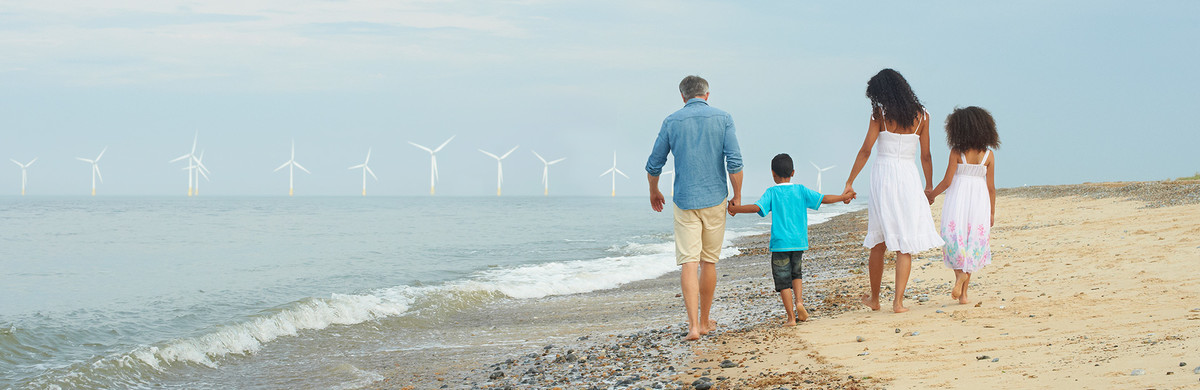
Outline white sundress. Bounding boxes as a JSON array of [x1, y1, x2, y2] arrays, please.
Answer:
[[864, 111, 946, 254], [940, 150, 992, 273]]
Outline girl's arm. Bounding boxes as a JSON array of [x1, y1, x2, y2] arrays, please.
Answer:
[[727, 202, 760, 215], [987, 152, 996, 226], [918, 111, 934, 191], [843, 110, 882, 195], [927, 149, 960, 204]]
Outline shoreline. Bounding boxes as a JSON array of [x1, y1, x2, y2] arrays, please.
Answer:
[[367, 181, 1200, 389]]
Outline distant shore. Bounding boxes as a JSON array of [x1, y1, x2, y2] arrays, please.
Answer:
[[366, 181, 1200, 389]]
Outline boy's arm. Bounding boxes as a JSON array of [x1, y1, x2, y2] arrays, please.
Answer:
[[821, 188, 856, 204], [727, 201, 760, 215]]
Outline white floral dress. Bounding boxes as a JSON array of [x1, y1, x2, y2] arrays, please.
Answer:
[[940, 150, 992, 273]]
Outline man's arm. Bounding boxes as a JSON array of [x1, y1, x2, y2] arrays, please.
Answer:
[[723, 115, 743, 207], [646, 122, 671, 212], [649, 173, 665, 212]]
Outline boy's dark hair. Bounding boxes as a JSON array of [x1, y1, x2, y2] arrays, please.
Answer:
[[944, 106, 1001, 151], [771, 153, 794, 178]]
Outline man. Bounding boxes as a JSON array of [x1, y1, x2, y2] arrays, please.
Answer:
[[645, 75, 743, 341]]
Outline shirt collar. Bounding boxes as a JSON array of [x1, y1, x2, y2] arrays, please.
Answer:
[[685, 97, 709, 106]]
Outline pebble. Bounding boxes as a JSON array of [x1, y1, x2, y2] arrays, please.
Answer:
[[918, 296, 929, 303], [719, 360, 737, 368], [935, 310, 944, 314], [1180, 362, 1186, 367], [992, 358, 999, 363], [895, 328, 901, 333], [856, 336, 865, 342], [858, 351, 870, 356], [976, 355, 990, 360], [1131, 369, 1145, 376], [911, 331, 920, 336], [1194, 366, 1200, 374]]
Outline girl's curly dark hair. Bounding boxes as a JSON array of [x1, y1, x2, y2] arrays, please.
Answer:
[[866, 69, 923, 128], [944, 106, 1000, 151]]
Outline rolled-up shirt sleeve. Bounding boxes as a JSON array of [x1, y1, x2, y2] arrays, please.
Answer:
[[645, 121, 671, 176], [723, 115, 743, 174]]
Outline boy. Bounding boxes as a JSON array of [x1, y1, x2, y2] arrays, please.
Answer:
[[728, 153, 854, 326]]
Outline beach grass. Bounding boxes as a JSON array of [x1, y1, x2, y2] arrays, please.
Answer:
[[1177, 172, 1200, 180]]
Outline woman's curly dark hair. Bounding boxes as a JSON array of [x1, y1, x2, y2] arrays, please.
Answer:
[[944, 106, 1000, 151], [866, 69, 923, 128]]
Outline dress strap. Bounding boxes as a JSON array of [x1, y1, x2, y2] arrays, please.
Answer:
[[959, 151, 966, 164], [983, 149, 991, 163]]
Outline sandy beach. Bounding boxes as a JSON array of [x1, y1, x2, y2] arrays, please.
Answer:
[[368, 181, 1200, 389]]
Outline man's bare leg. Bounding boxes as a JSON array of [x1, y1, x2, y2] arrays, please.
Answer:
[[860, 243, 886, 311], [680, 262, 701, 340], [893, 252, 912, 313], [698, 261, 718, 335]]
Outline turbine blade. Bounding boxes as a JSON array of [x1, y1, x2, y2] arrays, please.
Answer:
[[532, 150, 546, 164], [364, 148, 371, 164], [615, 168, 629, 178], [10, 159, 19, 167], [433, 135, 456, 153], [548, 158, 566, 165], [94, 165, 103, 183], [169, 154, 191, 163], [77, 157, 94, 163], [479, 149, 500, 160], [293, 162, 310, 174], [408, 141, 433, 153], [96, 147, 107, 161], [822, 165, 836, 171], [366, 166, 377, 181], [274, 161, 290, 172], [191, 132, 198, 154], [349, 164, 364, 169], [197, 167, 210, 181], [500, 146, 519, 159], [810, 161, 820, 170], [27, 158, 36, 166], [600, 168, 614, 177]]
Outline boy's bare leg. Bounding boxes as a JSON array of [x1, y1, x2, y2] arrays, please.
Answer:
[[680, 262, 701, 340], [779, 289, 797, 326], [698, 261, 718, 334], [860, 243, 886, 310], [893, 252, 912, 313], [793, 279, 809, 322], [951, 269, 966, 299], [959, 272, 972, 304]]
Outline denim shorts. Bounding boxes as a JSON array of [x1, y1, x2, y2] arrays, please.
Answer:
[[770, 251, 804, 292]]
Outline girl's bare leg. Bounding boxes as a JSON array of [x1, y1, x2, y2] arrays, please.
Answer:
[[951, 269, 966, 299], [959, 272, 972, 304], [860, 243, 887, 311], [893, 252, 912, 313]]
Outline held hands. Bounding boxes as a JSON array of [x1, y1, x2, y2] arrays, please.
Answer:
[[727, 196, 741, 216], [727, 200, 737, 216], [924, 189, 936, 205], [841, 188, 856, 204]]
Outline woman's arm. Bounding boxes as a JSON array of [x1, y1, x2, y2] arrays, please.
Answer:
[[927, 149, 960, 204], [918, 112, 934, 190], [987, 152, 996, 226], [843, 111, 881, 194]]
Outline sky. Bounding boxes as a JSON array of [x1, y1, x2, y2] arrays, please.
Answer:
[[1, 1, 1197, 197]]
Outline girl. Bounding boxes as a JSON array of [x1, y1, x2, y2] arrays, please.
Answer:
[[926, 106, 999, 304], [843, 69, 945, 313]]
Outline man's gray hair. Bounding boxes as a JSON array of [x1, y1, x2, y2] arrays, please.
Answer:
[[679, 75, 709, 98]]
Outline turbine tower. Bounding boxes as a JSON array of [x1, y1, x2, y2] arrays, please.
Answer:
[[75, 147, 106, 196], [348, 148, 378, 196], [10, 158, 36, 195], [532, 151, 565, 196], [479, 146, 518, 196], [192, 150, 210, 196], [599, 151, 628, 197], [809, 161, 835, 193], [408, 135, 454, 195], [274, 140, 310, 196], [169, 133, 198, 196]]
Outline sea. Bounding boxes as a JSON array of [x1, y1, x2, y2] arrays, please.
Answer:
[[0, 197, 862, 389]]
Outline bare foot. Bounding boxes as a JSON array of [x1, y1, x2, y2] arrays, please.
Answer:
[[860, 294, 881, 311], [959, 290, 970, 305], [951, 278, 964, 300], [699, 320, 718, 335], [893, 302, 909, 313], [796, 305, 810, 322], [684, 330, 701, 341], [783, 318, 797, 327]]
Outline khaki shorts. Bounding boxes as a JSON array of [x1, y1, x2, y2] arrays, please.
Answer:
[[674, 203, 727, 265]]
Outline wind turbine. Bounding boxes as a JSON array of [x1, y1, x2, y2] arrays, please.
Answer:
[[169, 133, 198, 196], [75, 147, 106, 196], [810, 161, 835, 193], [661, 169, 675, 197], [599, 151, 629, 197], [408, 135, 454, 195], [10, 158, 36, 195], [532, 151, 566, 196], [192, 150, 210, 196], [479, 145, 519, 196], [274, 140, 310, 196], [348, 148, 378, 196]]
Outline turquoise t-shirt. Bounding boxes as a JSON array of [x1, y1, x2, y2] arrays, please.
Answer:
[[755, 183, 823, 252]]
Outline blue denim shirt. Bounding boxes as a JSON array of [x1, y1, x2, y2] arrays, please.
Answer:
[[645, 98, 743, 210]]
